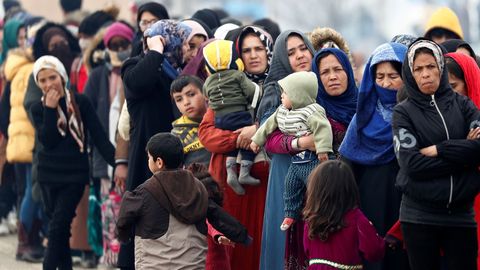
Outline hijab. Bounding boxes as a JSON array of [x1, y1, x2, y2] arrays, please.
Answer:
[[446, 52, 480, 108], [0, 19, 23, 65], [311, 48, 357, 126], [339, 43, 407, 165], [441, 39, 476, 59]]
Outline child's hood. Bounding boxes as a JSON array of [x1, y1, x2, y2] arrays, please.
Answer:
[[144, 169, 208, 224], [278, 71, 318, 109], [203, 39, 244, 74]]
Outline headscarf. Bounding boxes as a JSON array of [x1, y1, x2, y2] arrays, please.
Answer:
[[441, 39, 476, 58], [136, 2, 169, 26], [234, 25, 274, 84], [0, 19, 23, 65], [182, 19, 210, 43], [339, 43, 407, 165], [446, 52, 480, 108], [312, 48, 357, 126], [391, 34, 417, 47], [33, 56, 85, 153], [180, 39, 215, 81], [144, 20, 191, 69], [403, 38, 454, 108]]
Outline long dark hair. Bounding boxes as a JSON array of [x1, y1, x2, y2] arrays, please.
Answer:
[[303, 160, 359, 241]]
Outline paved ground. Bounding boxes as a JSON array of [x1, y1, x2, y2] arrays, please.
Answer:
[[0, 233, 113, 270]]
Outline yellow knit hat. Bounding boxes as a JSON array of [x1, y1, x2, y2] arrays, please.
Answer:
[[424, 7, 463, 39], [203, 39, 244, 75]]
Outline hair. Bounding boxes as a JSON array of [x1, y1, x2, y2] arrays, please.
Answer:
[[413, 47, 434, 62], [316, 51, 334, 67], [373, 61, 402, 78], [170, 75, 204, 96], [186, 163, 224, 206], [145, 133, 184, 169], [445, 56, 465, 81], [303, 160, 360, 241]]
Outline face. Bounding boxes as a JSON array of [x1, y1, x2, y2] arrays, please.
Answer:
[[48, 35, 68, 52], [456, 47, 473, 57], [318, 54, 348, 96], [139, 11, 159, 33], [182, 35, 205, 64], [37, 69, 65, 97], [448, 72, 467, 96], [172, 83, 208, 120], [147, 152, 162, 173], [108, 36, 132, 52], [17, 27, 26, 49], [375, 61, 403, 90], [241, 34, 268, 75], [412, 52, 441, 95], [281, 91, 293, 109], [287, 35, 312, 72]]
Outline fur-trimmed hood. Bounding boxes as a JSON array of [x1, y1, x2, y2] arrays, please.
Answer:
[[83, 27, 108, 73], [309, 27, 355, 70]]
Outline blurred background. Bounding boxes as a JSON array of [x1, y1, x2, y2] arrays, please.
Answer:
[[4, 0, 479, 56]]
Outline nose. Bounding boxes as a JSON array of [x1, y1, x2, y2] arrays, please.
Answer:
[[381, 78, 391, 88]]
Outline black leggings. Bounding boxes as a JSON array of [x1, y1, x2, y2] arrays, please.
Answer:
[[401, 222, 477, 270]]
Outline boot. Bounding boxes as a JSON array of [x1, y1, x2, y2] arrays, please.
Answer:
[[238, 160, 260, 186], [226, 157, 245, 195], [16, 222, 43, 262]]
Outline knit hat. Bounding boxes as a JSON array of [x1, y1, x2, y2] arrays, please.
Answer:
[[136, 2, 169, 26], [203, 39, 244, 74], [391, 34, 417, 47], [60, 0, 81, 12], [33, 55, 68, 85], [424, 7, 463, 40], [192, 9, 221, 31], [78, 9, 116, 37], [103, 22, 134, 47]]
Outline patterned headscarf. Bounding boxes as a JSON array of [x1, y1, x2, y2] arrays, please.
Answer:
[[144, 20, 192, 68], [407, 39, 444, 75]]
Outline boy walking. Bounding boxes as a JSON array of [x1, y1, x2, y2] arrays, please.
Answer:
[[116, 133, 209, 269]]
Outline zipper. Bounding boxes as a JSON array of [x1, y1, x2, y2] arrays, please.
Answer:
[[430, 95, 454, 208]]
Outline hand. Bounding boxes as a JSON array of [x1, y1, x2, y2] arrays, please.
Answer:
[[467, 127, 480, 140], [146, 36, 165, 53], [114, 164, 128, 192], [318, 153, 328, 162], [234, 125, 256, 150], [298, 134, 316, 152], [44, 89, 61, 108], [217, 236, 235, 247], [250, 142, 260, 153], [420, 145, 438, 157]]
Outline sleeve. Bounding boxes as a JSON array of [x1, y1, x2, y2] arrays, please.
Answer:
[[307, 107, 333, 154], [115, 133, 129, 163], [207, 220, 223, 240], [23, 74, 43, 122], [198, 107, 238, 154], [206, 199, 250, 245], [121, 51, 165, 100], [357, 210, 385, 262], [392, 106, 460, 179], [82, 68, 100, 110], [117, 101, 130, 141], [116, 189, 144, 243], [256, 81, 281, 125], [80, 96, 115, 166], [251, 108, 279, 146], [0, 82, 11, 136], [31, 103, 64, 149], [436, 97, 480, 166], [264, 129, 297, 154], [303, 222, 311, 258]]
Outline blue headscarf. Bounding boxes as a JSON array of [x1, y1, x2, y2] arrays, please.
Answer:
[[312, 48, 357, 126], [339, 42, 407, 165]]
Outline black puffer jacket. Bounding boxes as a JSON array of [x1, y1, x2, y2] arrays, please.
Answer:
[[393, 40, 480, 210]]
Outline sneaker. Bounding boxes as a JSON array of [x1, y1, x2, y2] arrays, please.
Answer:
[[7, 209, 17, 233], [0, 219, 9, 235]]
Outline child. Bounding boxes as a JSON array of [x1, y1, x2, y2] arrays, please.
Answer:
[[203, 39, 262, 195], [116, 133, 209, 269], [250, 71, 333, 230], [170, 75, 211, 166], [303, 160, 385, 269]]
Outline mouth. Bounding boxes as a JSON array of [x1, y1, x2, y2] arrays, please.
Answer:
[[328, 83, 341, 89]]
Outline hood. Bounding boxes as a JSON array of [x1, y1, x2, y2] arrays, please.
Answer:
[[4, 48, 33, 81], [424, 7, 463, 39], [203, 39, 243, 74], [441, 39, 476, 57], [309, 27, 355, 70], [145, 169, 208, 224], [32, 22, 81, 60], [83, 27, 107, 73], [172, 115, 200, 128], [277, 71, 317, 109]]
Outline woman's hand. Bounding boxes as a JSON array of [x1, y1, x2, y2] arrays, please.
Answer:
[[467, 127, 480, 140], [318, 153, 328, 162], [44, 90, 61, 108], [420, 145, 438, 157], [146, 36, 165, 53], [234, 125, 257, 149], [298, 134, 316, 152]]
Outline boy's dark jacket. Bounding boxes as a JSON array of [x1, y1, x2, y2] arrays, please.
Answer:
[[116, 169, 250, 245]]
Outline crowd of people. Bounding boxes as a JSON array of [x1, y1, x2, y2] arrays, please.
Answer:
[[0, 0, 479, 270]]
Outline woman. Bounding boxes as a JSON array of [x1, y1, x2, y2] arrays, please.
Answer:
[[339, 42, 409, 270], [181, 19, 211, 65], [198, 25, 274, 270], [442, 39, 476, 59], [119, 19, 191, 270], [29, 56, 114, 270], [392, 39, 480, 270], [251, 30, 314, 270]]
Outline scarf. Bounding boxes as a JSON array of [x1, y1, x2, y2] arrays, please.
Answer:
[[445, 52, 480, 108], [0, 19, 23, 65], [55, 89, 85, 153], [312, 48, 358, 126], [339, 42, 406, 165]]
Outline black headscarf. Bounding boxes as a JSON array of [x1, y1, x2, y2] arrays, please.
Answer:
[[192, 9, 221, 31], [441, 39, 476, 58], [136, 2, 169, 26]]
